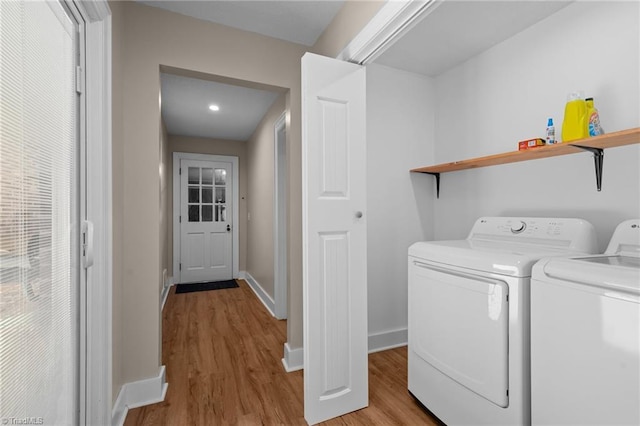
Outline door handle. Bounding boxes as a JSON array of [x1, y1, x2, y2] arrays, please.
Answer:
[[355, 211, 363, 219], [226, 224, 231, 232], [82, 220, 94, 269]]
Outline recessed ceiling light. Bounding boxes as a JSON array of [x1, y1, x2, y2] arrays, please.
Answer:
[[209, 104, 220, 112]]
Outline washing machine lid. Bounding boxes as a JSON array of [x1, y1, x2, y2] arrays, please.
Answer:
[[604, 219, 640, 256], [409, 217, 598, 277], [538, 256, 640, 296], [533, 220, 640, 295], [577, 255, 640, 268]]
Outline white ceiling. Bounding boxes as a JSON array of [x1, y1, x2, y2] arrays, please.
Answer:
[[374, 1, 573, 77], [136, 0, 344, 46], [160, 73, 281, 141]]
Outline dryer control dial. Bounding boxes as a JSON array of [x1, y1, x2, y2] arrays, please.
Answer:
[[511, 221, 527, 234]]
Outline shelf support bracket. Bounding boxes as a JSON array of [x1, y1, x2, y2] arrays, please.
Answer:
[[572, 145, 604, 191], [425, 172, 440, 198]]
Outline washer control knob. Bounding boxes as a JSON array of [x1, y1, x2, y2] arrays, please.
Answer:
[[511, 221, 527, 234]]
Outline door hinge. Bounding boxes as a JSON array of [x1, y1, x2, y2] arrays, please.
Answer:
[[75, 66, 84, 94], [179, 263, 182, 271], [179, 215, 182, 223], [179, 167, 182, 175]]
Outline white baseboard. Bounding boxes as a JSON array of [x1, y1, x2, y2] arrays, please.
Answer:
[[112, 386, 127, 426], [237, 270, 247, 280], [281, 342, 303, 372], [278, 329, 407, 373], [244, 271, 275, 317], [112, 365, 168, 426], [368, 327, 408, 353], [161, 276, 173, 311]]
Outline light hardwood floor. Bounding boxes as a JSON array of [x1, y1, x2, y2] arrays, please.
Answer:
[[124, 279, 440, 425]]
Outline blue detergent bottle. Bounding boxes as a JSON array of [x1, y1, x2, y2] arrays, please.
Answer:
[[546, 118, 556, 144]]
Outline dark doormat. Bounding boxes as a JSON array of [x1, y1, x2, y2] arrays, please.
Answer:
[[175, 279, 239, 294]]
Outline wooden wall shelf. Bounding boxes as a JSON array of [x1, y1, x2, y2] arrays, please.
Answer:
[[411, 127, 640, 197]]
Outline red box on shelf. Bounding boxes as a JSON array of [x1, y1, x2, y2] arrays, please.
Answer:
[[518, 138, 546, 151]]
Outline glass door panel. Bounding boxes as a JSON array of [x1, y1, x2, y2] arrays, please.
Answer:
[[186, 166, 219, 223], [0, 1, 80, 423]]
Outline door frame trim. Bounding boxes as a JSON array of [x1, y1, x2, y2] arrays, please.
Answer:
[[273, 112, 287, 319], [336, 0, 440, 65], [172, 152, 240, 283], [72, 1, 112, 424]]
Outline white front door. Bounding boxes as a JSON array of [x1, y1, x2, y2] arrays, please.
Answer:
[[180, 159, 233, 283], [302, 52, 368, 424]]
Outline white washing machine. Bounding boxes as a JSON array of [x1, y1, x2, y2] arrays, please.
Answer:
[[408, 217, 598, 425], [531, 219, 640, 425]]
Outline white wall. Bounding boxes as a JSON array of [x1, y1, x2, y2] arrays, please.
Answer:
[[366, 64, 435, 346], [432, 1, 640, 249]]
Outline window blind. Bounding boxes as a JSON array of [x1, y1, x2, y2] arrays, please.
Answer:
[[0, 1, 78, 424]]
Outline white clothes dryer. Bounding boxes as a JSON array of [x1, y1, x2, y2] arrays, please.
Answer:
[[408, 217, 598, 425], [531, 219, 640, 425]]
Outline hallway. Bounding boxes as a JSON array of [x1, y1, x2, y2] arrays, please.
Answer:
[[124, 280, 438, 425]]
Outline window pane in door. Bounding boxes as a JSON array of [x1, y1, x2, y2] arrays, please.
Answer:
[[188, 186, 199, 203], [202, 205, 213, 222], [214, 168, 226, 185], [0, 1, 78, 423], [216, 206, 227, 222], [202, 187, 213, 204], [188, 167, 199, 184], [201, 168, 213, 185], [188, 205, 200, 222], [215, 187, 226, 203]]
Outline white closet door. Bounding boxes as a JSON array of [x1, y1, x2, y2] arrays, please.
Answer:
[[302, 52, 368, 425], [0, 1, 80, 423]]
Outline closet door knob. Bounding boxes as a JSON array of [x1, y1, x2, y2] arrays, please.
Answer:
[[355, 211, 363, 219]]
